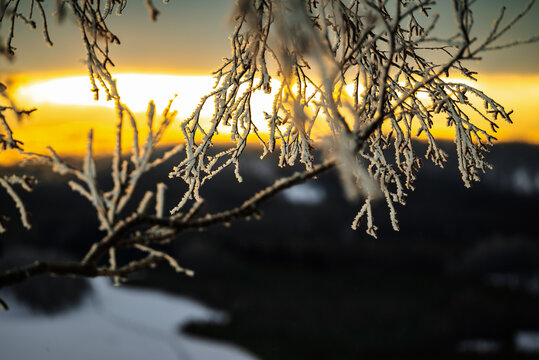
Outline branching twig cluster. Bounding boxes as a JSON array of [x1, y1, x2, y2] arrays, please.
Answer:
[[0, 0, 55, 58], [0, 0, 537, 301], [170, 0, 536, 237], [0, 81, 36, 233], [23, 93, 185, 285]]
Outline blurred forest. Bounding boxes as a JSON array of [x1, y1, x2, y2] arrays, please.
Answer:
[[1, 140, 539, 359]]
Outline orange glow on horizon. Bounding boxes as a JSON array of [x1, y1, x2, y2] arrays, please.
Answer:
[[2, 73, 279, 164], [1, 72, 538, 165]]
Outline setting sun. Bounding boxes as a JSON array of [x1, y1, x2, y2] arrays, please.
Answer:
[[3, 73, 280, 163], [2, 2, 539, 359], [17, 74, 217, 113], [3, 72, 538, 165]]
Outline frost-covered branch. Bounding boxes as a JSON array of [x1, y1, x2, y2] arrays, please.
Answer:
[[22, 93, 182, 278], [0, 0, 537, 298], [0, 158, 335, 288], [0, 81, 37, 232], [170, 0, 536, 237]]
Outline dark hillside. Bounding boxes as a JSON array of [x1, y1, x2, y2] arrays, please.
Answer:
[[1, 141, 539, 359]]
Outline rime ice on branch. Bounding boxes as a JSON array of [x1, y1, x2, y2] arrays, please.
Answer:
[[0, 0, 538, 294], [170, 0, 536, 237], [0, 82, 37, 232]]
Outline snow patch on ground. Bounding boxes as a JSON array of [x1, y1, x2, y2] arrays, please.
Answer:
[[515, 332, 539, 353], [512, 168, 539, 194], [486, 273, 539, 295], [282, 182, 326, 205], [456, 339, 501, 353], [0, 278, 258, 360]]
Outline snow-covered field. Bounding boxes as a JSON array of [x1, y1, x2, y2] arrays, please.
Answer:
[[0, 278, 257, 360]]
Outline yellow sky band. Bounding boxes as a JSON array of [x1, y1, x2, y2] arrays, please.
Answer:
[[1, 72, 538, 165]]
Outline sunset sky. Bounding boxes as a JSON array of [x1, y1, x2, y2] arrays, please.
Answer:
[[1, 0, 538, 162]]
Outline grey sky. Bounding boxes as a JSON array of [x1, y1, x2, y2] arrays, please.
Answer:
[[2, 0, 538, 75]]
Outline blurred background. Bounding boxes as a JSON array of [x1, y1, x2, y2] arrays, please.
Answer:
[[1, 0, 539, 359], [1, 141, 539, 359]]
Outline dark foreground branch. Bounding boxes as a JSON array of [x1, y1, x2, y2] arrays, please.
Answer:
[[0, 254, 177, 290], [0, 262, 98, 289], [0, 159, 336, 292], [85, 159, 337, 263]]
